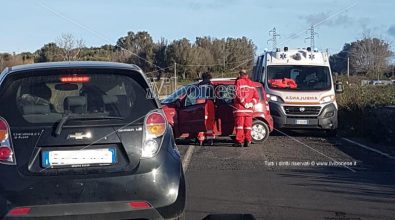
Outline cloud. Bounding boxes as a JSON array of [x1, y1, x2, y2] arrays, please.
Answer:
[[388, 25, 395, 38], [301, 12, 328, 25], [300, 12, 355, 27]]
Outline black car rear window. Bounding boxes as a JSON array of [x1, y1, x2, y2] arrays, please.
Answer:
[[0, 68, 157, 127]]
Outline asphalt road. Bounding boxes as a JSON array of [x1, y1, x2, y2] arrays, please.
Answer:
[[177, 131, 395, 220]]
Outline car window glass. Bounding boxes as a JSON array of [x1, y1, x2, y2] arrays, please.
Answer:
[[0, 68, 156, 126], [184, 87, 199, 107], [215, 84, 235, 104], [184, 85, 210, 107], [161, 85, 189, 104]]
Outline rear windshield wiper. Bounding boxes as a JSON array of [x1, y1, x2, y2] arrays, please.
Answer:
[[54, 114, 124, 136]]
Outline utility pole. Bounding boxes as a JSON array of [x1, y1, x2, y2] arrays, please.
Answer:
[[347, 57, 350, 79], [174, 62, 177, 91], [223, 43, 226, 78], [268, 27, 280, 50], [305, 25, 319, 49]]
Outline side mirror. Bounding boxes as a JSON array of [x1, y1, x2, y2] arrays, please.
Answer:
[[335, 81, 344, 93]]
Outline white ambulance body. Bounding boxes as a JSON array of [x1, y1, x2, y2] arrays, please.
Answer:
[[252, 47, 340, 135]]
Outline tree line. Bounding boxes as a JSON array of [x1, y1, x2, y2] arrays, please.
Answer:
[[1, 31, 393, 80], [330, 34, 394, 79], [0, 32, 256, 80]]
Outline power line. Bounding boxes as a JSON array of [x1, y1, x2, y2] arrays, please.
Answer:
[[278, 2, 357, 46], [178, 63, 224, 67], [38, 1, 256, 75], [144, 66, 173, 74], [144, 56, 253, 78], [38, 1, 166, 72], [314, 2, 357, 27], [177, 56, 254, 67], [229, 58, 254, 71]]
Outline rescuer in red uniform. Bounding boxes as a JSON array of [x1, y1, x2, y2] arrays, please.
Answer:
[[197, 72, 215, 146], [233, 69, 259, 147]]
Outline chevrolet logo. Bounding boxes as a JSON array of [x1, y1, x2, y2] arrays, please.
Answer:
[[67, 132, 92, 140]]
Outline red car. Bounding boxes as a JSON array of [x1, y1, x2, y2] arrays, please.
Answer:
[[161, 78, 274, 143]]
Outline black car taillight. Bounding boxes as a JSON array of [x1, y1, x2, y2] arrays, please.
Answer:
[[0, 117, 16, 165], [142, 111, 166, 158], [7, 207, 31, 216]]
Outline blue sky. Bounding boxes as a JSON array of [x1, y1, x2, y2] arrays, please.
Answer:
[[1, 0, 395, 56]]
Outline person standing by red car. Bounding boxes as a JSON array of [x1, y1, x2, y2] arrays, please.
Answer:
[[233, 69, 259, 147], [197, 72, 215, 145]]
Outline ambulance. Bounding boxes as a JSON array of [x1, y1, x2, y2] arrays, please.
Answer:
[[252, 47, 343, 136]]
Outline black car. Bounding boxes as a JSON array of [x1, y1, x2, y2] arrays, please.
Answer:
[[0, 62, 185, 220]]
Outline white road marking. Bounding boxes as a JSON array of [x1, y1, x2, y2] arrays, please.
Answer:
[[341, 137, 395, 160], [182, 145, 195, 172], [275, 129, 357, 172]]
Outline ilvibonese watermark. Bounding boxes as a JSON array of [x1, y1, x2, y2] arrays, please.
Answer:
[[264, 160, 357, 167], [145, 77, 253, 100]]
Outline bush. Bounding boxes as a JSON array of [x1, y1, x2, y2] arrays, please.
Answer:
[[336, 79, 395, 145], [337, 84, 395, 111], [364, 107, 395, 144]]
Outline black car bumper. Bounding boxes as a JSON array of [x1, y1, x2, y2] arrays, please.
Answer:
[[3, 201, 163, 220], [0, 145, 185, 220], [269, 102, 338, 130]]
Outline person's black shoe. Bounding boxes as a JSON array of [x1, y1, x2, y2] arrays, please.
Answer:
[[195, 138, 203, 146], [203, 139, 214, 146], [232, 142, 242, 147], [243, 141, 251, 147]]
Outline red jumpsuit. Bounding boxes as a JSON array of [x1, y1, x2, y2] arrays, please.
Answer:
[[197, 99, 215, 144], [196, 82, 215, 145], [234, 75, 259, 144]]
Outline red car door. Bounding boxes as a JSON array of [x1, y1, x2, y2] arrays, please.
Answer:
[[177, 89, 207, 135]]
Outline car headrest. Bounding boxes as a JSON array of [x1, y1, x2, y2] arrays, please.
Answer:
[[19, 94, 50, 105], [64, 96, 87, 113], [64, 96, 87, 106], [22, 105, 50, 115]]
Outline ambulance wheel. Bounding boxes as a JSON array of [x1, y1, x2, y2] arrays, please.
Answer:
[[251, 120, 269, 143], [325, 129, 337, 137]]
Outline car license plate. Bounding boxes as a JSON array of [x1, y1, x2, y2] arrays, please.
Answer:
[[41, 148, 116, 168], [296, 119, 308, 125]]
